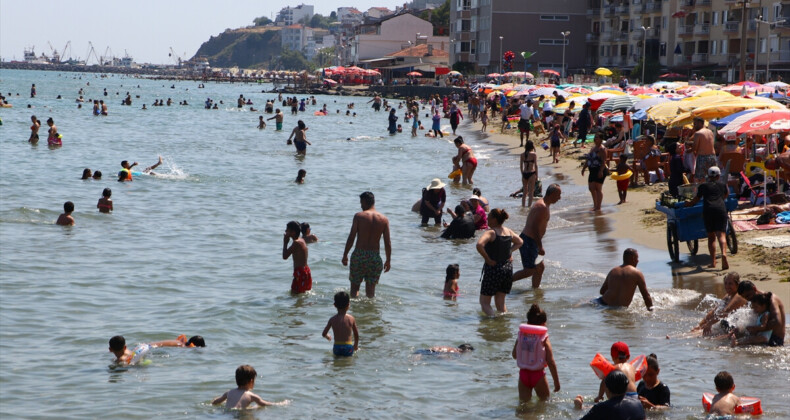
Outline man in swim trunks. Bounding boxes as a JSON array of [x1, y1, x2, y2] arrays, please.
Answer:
[[283, 221, 311, 294], [691, 116, 717, 183], [737, 281, 785, 346], [595, 248, 653, 311], [513, 184, 561, 288], [267, 108, 284, 131], [342, 191, 391, 298]]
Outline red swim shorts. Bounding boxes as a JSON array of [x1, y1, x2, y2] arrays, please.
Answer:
[[616, 179, 629, 192], [291, 266, 313, 294], [519, 368, 546, 388]]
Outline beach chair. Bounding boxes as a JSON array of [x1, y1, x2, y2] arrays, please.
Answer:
[[720, 152, 746, 193], [741, 172, 768, 206], [640, 155, 670, 185]]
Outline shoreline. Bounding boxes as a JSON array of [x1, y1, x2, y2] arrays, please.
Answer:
[[465, 119, 789, 299]]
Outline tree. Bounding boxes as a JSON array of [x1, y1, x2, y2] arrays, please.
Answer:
[[308, 13, 337, 29], [313, 47, 336, 69], [631, 56, 660, 84], [253, 16, 272, 26], [272, 48, 312, 71], [420, 0, 450, 36]]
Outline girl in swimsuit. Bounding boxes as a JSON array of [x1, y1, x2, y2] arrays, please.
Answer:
[[29, 115, 40, 144], [453, 136, 477, 185], [520, 141, 538, 207]]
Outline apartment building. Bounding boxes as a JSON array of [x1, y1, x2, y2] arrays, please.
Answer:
[[449, 0, 589, 75], [352, 13, 450, 63], [275, 4, 315, 26], [587, 0, 789, 82], [281, 25, 313, 53]]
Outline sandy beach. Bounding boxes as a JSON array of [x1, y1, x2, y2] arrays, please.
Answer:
[[473, 122, 789, 300]]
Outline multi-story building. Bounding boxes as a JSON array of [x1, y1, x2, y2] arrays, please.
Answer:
[[275, 4, 314, 27], [281, 24, 313, 53], [586, 0, 788, 82], [449, 0, 588, 75], [351, 13, 450, 63]]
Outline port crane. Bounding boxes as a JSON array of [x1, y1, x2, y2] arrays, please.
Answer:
[[101, 46, 114, 66], [86, 42, 100, 65], [47, 41, 60, 63], [60, 41, 72, 63], [168, 47, 183, 67]]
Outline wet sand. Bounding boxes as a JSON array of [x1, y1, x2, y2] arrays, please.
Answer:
[[472, 122, 789, 300]]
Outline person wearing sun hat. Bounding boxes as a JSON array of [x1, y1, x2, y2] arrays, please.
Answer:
[[684, 165, 729, 270], [419, 178, 447, 225], [468, 195, 488, 230]]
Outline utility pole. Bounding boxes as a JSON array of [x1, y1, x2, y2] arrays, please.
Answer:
[[738, 0, 749, 81], [753, 15, 761, 82]]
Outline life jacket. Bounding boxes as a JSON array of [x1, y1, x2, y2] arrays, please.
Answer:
[[516, 324, 548, 370], [119, 168, 132, 181]]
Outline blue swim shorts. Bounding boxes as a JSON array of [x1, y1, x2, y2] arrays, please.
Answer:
[[333, 344, 354, 357]]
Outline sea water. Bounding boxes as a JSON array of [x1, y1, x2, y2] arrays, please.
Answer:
[[0, 69, 788, 419]]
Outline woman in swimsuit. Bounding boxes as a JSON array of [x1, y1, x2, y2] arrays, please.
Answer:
[[453, 136, 477, 185], [581, 134, 607, 211], [476, 208, 523, 316], [287, 120, 311, 155], [520, 141, 538, 207], [46, 117, 61, 147], [29, 115, 41, 144]]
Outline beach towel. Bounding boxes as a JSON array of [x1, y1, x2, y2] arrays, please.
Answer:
[[732, 220, 790, 232]]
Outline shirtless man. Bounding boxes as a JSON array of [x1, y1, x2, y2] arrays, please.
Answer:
[[267, 108, 284, 131], [737, 280, 785, 346], [596, 248, 654, 311], [283, 221, 311, 294], [342, 191, 391, 298], [513, 183, 562, 288], [691, 117, 717, 183]]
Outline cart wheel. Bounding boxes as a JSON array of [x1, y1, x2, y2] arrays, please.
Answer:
[[666, 223, 679, 262], [687, 240, 698, 255], [726, 219, 738, 255]]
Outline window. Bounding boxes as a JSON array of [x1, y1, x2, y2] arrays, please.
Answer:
[[540, 15, 570, 21], [539, 39, 569, 45], [760, 37, 766, 53], [712, 40, 718, 55], [600, 46, 606, 56], [721, 39, 728, 54], [662, 16, 667, 29], [713, 11, 718, 26], [460, 41, 471, 52], [471, 40, 477, 54], [769, 36, 778, 53], [480, 40, 489, 54], [471, 16, 477, 32], [458, 0, 472, 10], [723, 10, 728, 22], [659, 42, 666, 57], [461, 20, 471, 31]]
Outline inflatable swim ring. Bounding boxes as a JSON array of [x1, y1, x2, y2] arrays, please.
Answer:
[[124, 343, 151, 365], [131, 171, 143, 177], [745, 161, 777, 179], [702, 392, 762, 415], [610, 170, 633, 181], [590, 353, 647, 380], [516, 324, 548, 370], [314, 111, 327, 116], [448, 169, 463, 179]]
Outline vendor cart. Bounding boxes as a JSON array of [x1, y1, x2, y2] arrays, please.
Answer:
[[655, 194, 739, 262]]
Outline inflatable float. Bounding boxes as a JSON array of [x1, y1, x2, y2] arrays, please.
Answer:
[[314, 111, 327, 116], [426, 131, 451, 138], [702, 393, 762, 415], [123, 343, 151, 366], [610, 170, 633, 181], [448, 169, 463, 179], [516, 324, 548, 370], [590, 353, 647, 380], [745, 161, 777, 178]]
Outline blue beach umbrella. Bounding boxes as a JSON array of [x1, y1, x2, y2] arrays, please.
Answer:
[[710, 109, 761, 128]]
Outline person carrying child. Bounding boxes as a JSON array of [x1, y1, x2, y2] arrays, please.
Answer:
[[443, 264, 460, 299], [637, 353, 670, 410], [614, 154, 632, 205], [97, 188, 113, 213], [212, 365, 288, 409], [282, 221, 311, 294], [322, 291, 359, 357], [511, 304, 560, 402]]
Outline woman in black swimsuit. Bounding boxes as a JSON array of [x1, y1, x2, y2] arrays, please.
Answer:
[[476, 209, 523, 316], [581, 134, 608, 211], [520, 141, 538, 207]]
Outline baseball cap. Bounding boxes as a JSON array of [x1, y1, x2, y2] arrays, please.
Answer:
[[708, 166, 721, 178], [611, 341, 630, 358]]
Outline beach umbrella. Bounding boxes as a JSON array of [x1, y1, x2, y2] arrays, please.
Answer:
[[719, 109, 790, 136], [541, 69, 560, 76], [323, 79, 338, 85], [487, 73, 501, 78], [651, 81, 680, 90], [594, 85, 622, 91], [659, 73, 685, 79], [693, 89, 732, 98], [595, 89, 626, 96], [587, 92, 620, 101], [566, 86, 592, 95], [529, 87, 569, 97], [769, 119, 790, 131], [633, 96, 671, 111], [598, 95, 641, 112], [669, 99, 786, 127], [710, 109, 761, 128], [448, 70, 462, 76], [406, 71, 423, 77], [628, 87, 660, 95], [764, 81, 788, 89], [594, 67, 612, 76]]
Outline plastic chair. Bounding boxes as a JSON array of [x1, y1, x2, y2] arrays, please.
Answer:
[[719, 152, 746, 175]]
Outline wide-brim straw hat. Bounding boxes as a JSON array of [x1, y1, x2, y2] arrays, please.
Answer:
[[427, 178, 446, 190]]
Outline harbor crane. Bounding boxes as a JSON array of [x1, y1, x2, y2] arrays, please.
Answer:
[[47, 41, 60, 63], [168, 47, 183, 67], [86, 42, 100, 65], [60, 41, 72, 63], [101, 46, 114, 66]]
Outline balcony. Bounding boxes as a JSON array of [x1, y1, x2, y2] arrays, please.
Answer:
[[606, 6, 616, 14], [694, 24, 710, 35], [616, 5, 630, 14], [586, 33, 600, 42], [678, 25, 694, 36], [748, 21, 757, 31], [601, 31, 613, 41], [645, 2, 661, 12], [692, 53, 709, 63], [778, 20, 790, 31], [614, 31, 629, 41], [780, 50, 790, 62], [676, 55, 692, 65], [724, 21, 739, 32], [587, 8, 601, 15], [698, 0, 711, 5], [632, 3, 643, 13], [647, 27, 660, 37]]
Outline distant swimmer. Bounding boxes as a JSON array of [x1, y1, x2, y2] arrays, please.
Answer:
[[118, 156, 163, 181], [595, 248, 654, 311], [413, 344, 474, 359], [56, 201, 75, 226], [212, 365, 289, 409], [149, 335, 205, 348], [300, 222, 318, 243], [295, 169, 306, 184], [267, 108, 284, 131], [282, 221, 312, 294], [513, 184, 561, 288], [342, 191, 391, 298], [97, 188, 113, 213]]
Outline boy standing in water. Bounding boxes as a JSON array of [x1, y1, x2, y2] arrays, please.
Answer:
[[595, 342, 638, 402], [56, 201, 75, 226], [709, 371, 740, 416], [283, 221, 311, 294], [267, 109, 284, 131], [322, 291, 359, 357], [212, 365, 288, 409]]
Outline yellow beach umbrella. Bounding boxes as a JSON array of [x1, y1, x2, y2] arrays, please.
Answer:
[[594, 67, 612, 76], [667, 99, 785, 127], [693, 89, 733, 98], [646, 96, 731, 124], [596, 89, 626, 96]]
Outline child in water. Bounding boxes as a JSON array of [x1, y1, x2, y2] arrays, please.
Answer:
[[512, 304, 560, 402], [149, 334, 206, 348], [295, 169, 306, 184], [615, 154, 632, 204], [443, 264, 459, 299], [300, 222, 318, 244], [595, 341, 638, 402], [97, 188, 113, 213], [322, 291, 359, 357], [56, 201, 75, 226], [212, 365, 289, 409], [92, 170, 102, 180], [480, 105, 488, 132], [257, 116, 266, 129], [283, 221, 311, 294], [730, 292, 774, 346], [637, 353, 670, 409], [708, 371, 741, 416], [81, 168, 92, 179]]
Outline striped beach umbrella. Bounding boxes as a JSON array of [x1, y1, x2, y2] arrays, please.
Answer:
[[598, 95, 641, 112]]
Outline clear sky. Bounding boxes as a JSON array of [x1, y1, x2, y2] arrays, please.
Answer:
[[0, 0, 406, 64]]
